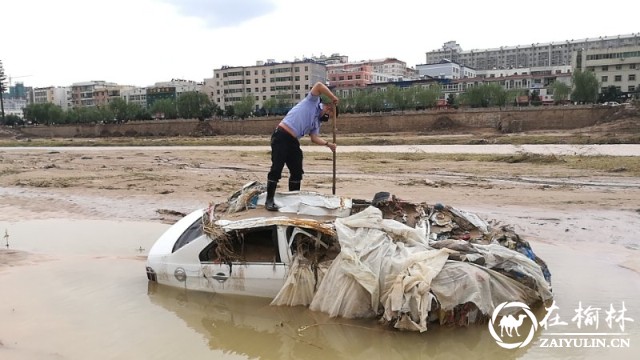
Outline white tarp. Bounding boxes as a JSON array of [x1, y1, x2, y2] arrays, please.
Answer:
[[257, 191, 352, 217], [273, 206, 552, 332]]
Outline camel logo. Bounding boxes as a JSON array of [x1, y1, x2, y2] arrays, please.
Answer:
[[489, 301, 538, 349]]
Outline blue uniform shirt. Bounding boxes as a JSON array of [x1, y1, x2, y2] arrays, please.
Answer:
[[280, 92, 322, 139]]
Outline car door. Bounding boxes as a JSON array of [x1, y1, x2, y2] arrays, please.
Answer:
[[199, 224, 288, 298]]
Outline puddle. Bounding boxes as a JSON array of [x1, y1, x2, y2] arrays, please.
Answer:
[[0, 219, 638, 359]]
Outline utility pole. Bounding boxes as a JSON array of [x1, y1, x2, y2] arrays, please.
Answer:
[[0, 60, 6, 123]]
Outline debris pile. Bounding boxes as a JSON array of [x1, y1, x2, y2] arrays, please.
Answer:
[[205, 184, 553, 332]]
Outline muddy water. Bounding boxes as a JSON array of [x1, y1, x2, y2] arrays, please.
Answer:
[[0, 219, 638, 360]]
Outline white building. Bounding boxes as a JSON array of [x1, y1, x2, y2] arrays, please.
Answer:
[[2, 98, 27, 117], [416, 60, 477, 80], [33, 86, 72, 111], [573, 45, 640, 96], [205, 60, 327, 112], [121, 87, 147, 108]]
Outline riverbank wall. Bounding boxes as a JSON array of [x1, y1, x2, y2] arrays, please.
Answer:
[[16, 106, 613, 138]]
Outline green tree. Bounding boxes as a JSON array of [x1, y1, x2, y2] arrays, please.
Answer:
[[23, 103, 65, 125], [599, 85, 622, 103], [149, 99, 177, 119], [262, 97, 278, 116], [550, 81, 571, 104], [571, 70, 599, 104], [2, 114, 22, 126], [109, 98, 129, 122], [414, 85, 441, 109], [446, 93, 456, 106], [177, 91, 213, 119], [233, 95, 255, 119], [459, 83, 507, 108], [127, 102, 151, 121]]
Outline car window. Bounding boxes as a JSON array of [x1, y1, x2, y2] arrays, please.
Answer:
[[199, 225, 280, 263], [172, 217, 204, 253], [286, 226, 339, 262]]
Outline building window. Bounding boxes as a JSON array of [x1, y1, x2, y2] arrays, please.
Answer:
[[246, 80, 251, 84], [629, 74, 636, 81], [601, 76, 608, 82], [602, 66, 608, 71], [255, 96, 259, 100], [630, 64, 636, 69], [295, 67, 300, 72], [255, 87, 259, 92], [615, 65, 622, 70], [628, 85, 636, 92], [263, 96, 267, 100], [262, 78, 266, 83], [614, 75, 622, 82], [254, 79, 258, 83]]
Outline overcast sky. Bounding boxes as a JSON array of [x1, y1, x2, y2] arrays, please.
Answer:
[[3, 0, 639, 88]]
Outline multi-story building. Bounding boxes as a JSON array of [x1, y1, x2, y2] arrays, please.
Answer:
[[426, 34, 640, 71], [2, 98, 27, 117], [33, 86, 72, 111], [93, 85, 127, 107], [327, 63, 374, 90], [416, 60, 477, 80], [71, 81, 118, 108], [573, 45, 640, 96], [121, 87, 147, 108], [146, 79, 202, 108], [326, 57, 419, 91], [7, 82, 28, 99], [205, 60, 327, 112]]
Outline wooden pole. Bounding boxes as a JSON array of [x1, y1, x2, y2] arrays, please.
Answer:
[[332, 107, 337, 195]]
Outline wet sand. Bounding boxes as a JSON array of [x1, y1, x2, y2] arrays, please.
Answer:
[[0, 145, 639, 359]]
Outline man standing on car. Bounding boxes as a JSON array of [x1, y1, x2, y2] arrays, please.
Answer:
[[265, 81, 339, 211]]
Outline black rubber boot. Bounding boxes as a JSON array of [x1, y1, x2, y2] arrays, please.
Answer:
[[265, 180, 279, 211], [289, 180, 301, 192]]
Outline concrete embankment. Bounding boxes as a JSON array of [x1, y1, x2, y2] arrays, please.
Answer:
[[14, 106, 615, 138]]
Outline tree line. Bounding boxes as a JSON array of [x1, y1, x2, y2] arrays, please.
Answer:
[[1, 70, 605, 126]]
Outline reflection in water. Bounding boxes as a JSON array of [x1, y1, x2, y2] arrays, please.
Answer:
[[147, 283, 535, 360]]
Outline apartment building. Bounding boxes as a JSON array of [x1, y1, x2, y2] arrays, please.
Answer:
[[326, 57, 419, 91], [121, 87, 147, 108], [71, 81, 118, 108], [205, 60, 327, 111], [574, 45, 640, 95], [327, 63, 374, 90], [416, 60, 477, 80], [146, 79, 202, 108], [426, 34, 640, 71], [2, 98, 27, 117], [33, 86, 72, 111]]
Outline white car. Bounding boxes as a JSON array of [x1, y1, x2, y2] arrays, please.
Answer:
[[146, 182, 553, 331]]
